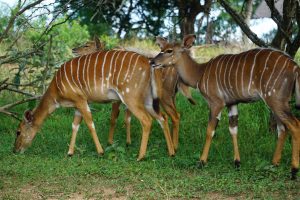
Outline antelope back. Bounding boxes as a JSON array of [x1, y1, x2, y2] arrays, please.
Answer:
[[198, 48, 299, 104], [54, 50, 151, 102]]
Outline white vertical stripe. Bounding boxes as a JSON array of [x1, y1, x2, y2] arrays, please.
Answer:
[[99, 51, 110, 93], [63, 63, 76, 93], [265, 54, 284, 92], [270, 57, 289, 91], [129, 55, 141, 80], [223, 55, 234, 97], [217, 55, 228, 98], [106, 51, 119, 91], [81, 55, 89, 96], [259, 50, 274, 94], [75, 56, 86, 95], [116, 52, 129, 85], [123, 53, 137, 83], [111, 51, 122, 83], [205, 60, 214, 96], [55, 71, 63, 94], [90, 52, 101, 93], [85, 53, 94, 95], [214, 56, 225, 96], [234, 54, 243, 98], [227, 55, 237, 97], [59, 67, 66, 91], [247, 49, 265, 95], [70, 58, 80, 89], [94, 52, 101, 92], [240, 50, 252, 97]]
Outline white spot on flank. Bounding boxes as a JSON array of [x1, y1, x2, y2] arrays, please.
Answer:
[[91, 122, 95, 129], [126, 79, 130, 82], [268, 91, 271, 96], [139, 67, 142, 70], [126, 88, 130, 93], [72, 123, 79, 132]]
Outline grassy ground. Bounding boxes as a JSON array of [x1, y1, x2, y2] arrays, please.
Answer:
[[1, 90, 300, 199]]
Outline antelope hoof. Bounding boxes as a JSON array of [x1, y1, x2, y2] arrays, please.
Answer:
[[137, 156, 145, 161], [67, 151, 74, 157], [291, 168, 299, 180], [234, 160, 241, 169], [197, 160, 206, 169]]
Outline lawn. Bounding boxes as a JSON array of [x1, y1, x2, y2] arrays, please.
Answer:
[[0, 88, 300, 199]]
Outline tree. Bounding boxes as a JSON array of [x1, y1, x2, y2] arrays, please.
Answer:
[[218, 0, 300, 58]]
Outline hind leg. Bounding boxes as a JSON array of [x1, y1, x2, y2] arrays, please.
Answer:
[[271, 106, 300, 179], [68, 110, 83, 156], [108, 102, 121, 145], [125, 102, 153, 160], [161, 98, 180, 151], [272, 119, 288, 166], [124, 108, 132, 145], [145, 104, 175, 157]]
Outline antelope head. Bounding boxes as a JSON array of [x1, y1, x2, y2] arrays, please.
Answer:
[[150, 34, 196, 68], [72, 36, 104, 56], [13, 110, 36, 153]]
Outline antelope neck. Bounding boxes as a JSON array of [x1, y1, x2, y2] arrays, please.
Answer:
[[173, 52, 206, 88]]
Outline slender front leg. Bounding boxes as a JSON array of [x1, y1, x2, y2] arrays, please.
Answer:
[[75, 101, 104, 155], [124, 108, 132, 145], [68, 110, 83, 156], [108, 102, 121, 145], [228, 105, 240, 168], [199, 104, 224, 165]]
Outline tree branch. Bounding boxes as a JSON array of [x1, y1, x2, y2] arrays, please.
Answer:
[[217, 0, 269, 47]]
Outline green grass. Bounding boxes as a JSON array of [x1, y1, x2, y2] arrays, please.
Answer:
[[0, 90, 300, 199]]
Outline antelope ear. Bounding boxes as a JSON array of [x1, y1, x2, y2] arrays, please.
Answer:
[[182, 34, 196, 49], [24, 110, 34, 123], [155, 36, 168, 49], [94, 35, 102, 50]]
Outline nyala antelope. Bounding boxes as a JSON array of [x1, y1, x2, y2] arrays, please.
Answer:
[[71, 36, 195, 151], [150, 34, 300, 179], [14, 46, 176, 161]]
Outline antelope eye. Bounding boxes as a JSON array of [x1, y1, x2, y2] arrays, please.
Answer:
[[165, 49, 173, 54], [16, 131, 21, 136]]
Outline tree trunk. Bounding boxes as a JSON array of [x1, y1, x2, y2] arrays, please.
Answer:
[[242, 0, 253, 47], [176, 0, 212, 37], [205, 16, 213, 44]]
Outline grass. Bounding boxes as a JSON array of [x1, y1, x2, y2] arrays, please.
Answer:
[[0, 90, 300, 199]]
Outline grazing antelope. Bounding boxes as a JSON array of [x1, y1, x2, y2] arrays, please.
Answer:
[[150, 34, 300, 179], [71, 37, 196, 152], [13, 48, 176, 161]]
